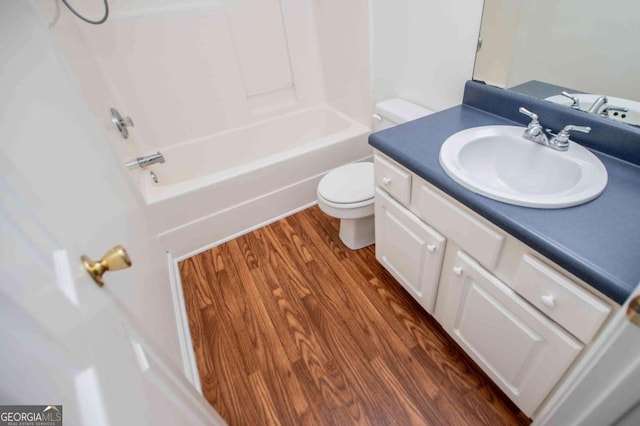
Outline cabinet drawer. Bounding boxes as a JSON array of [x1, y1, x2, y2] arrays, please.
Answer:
[[374, 154, 412, 206], [415, 183, 504, 269], [375, 188, 445, 313], [437, 251, 582, 416], [514, 255, 610, 344]]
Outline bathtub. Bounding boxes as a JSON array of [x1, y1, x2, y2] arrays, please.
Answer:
[[137, 105, 371, 259]]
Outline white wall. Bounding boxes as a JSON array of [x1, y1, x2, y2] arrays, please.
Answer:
[[370, 0, 484, 112]]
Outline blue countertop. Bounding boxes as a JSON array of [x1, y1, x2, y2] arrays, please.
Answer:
[[369, 93, 640, 305]]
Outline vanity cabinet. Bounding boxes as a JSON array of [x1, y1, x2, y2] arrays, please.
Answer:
[[373, 151, 613, 417], [375, 188, 445, 314], [436, 250, 582, 414]]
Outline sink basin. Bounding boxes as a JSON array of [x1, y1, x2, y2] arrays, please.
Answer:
[[545, 94, 640, 126], [439, 126, 608, 208]]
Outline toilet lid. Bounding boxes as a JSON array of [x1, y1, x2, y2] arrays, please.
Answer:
[[318, 162, 374, 204]]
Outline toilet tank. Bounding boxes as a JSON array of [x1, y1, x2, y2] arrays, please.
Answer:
[[373, 98, 433, 131]]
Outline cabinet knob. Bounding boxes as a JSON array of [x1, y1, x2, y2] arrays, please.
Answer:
[[426, 244, 436, 253], [453, 266, 463, 276], [540, 294, 555, 308], [382, 177, 392, 185]]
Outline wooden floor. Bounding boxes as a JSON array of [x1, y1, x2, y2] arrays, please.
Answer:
[[179, 206, 530, 425]]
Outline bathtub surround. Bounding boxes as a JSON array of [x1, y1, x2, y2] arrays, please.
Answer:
[[44, 0, 370, 151]]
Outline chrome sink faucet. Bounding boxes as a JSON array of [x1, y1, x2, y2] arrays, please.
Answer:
[[587, 96, 608, 114], [519, 107, 591, 151], [583, 95, 629, 118]]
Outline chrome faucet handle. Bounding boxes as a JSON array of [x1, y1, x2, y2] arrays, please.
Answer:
[[519, 107, 549, 145], [111, 107, 135, 139], [519, 107, 539, 125], [551, 125, 591, 150], [560, 91, 580, 109], [601, 105, 629, 117], [125, 152, 165, 169]]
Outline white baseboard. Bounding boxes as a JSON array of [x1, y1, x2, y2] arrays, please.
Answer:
[[167, 252, 202, 394]]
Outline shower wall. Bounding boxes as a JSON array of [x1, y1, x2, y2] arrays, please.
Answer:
[[41, 0, 370, 154]]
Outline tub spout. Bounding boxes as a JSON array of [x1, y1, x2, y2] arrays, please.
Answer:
[[126, 152, 165, 169]]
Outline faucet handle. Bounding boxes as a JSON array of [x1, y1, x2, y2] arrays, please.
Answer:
[[519, 107, 539, 124], [559, 125, 591, 136], [560, 91, 580, 109], [601, 105, 629, 117], [552, 125, 591, 149]]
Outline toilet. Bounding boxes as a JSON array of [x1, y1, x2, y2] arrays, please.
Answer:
[[317, 98, 433, 250]]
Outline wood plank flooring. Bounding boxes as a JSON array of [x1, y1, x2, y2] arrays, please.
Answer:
[[179, 206, 530, 425]]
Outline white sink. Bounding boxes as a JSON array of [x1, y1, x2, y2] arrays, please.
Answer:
[[545, 94, 640, 126], [439, 126, 608, 208]]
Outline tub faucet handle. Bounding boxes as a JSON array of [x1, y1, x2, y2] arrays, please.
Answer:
[[111, 107, 135, 139], [126, 152, 165, 169]]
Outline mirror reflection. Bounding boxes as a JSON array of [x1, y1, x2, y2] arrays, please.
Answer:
[[473, 0, 640, 126]]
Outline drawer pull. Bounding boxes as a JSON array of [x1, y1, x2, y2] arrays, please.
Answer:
[[453, 266, 464, 276], [540, 294, 556, 308], [426, 244, 436, 253], [382, 177, 392, 185]]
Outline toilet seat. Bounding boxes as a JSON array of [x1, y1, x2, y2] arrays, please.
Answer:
[[317, 162, 374, 207], [317, 195, 373, 210]]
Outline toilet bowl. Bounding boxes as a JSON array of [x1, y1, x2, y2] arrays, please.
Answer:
[[317, 98, 434, 250], [317, 162, 375, 250]]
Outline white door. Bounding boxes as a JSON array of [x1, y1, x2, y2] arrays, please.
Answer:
[[0, 200, 223, 425], [0, 2, 223, 424]]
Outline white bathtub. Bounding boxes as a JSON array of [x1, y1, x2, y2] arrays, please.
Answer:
[[137, 105, 371, 259]]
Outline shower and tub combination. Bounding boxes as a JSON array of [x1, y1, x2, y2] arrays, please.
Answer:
[[47, 0, 373, 258], [140, 106, 369, 257]]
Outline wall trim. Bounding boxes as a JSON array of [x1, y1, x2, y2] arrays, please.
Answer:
[[174, 200, 318, 262], [167, 252, 202, 394]]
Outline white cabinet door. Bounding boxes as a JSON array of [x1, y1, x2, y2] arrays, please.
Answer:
[[435, 251, 583, 416], [375, 188, 445, 313]]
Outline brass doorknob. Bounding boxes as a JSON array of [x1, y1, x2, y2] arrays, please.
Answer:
[[627, 296, 640, 328], [81, 245, 132, 287]]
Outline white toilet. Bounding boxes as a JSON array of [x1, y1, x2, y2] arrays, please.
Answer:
[[317, 98, 433, 250]]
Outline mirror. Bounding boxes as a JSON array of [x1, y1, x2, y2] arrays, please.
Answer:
[[473, 0, 640, 125]]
